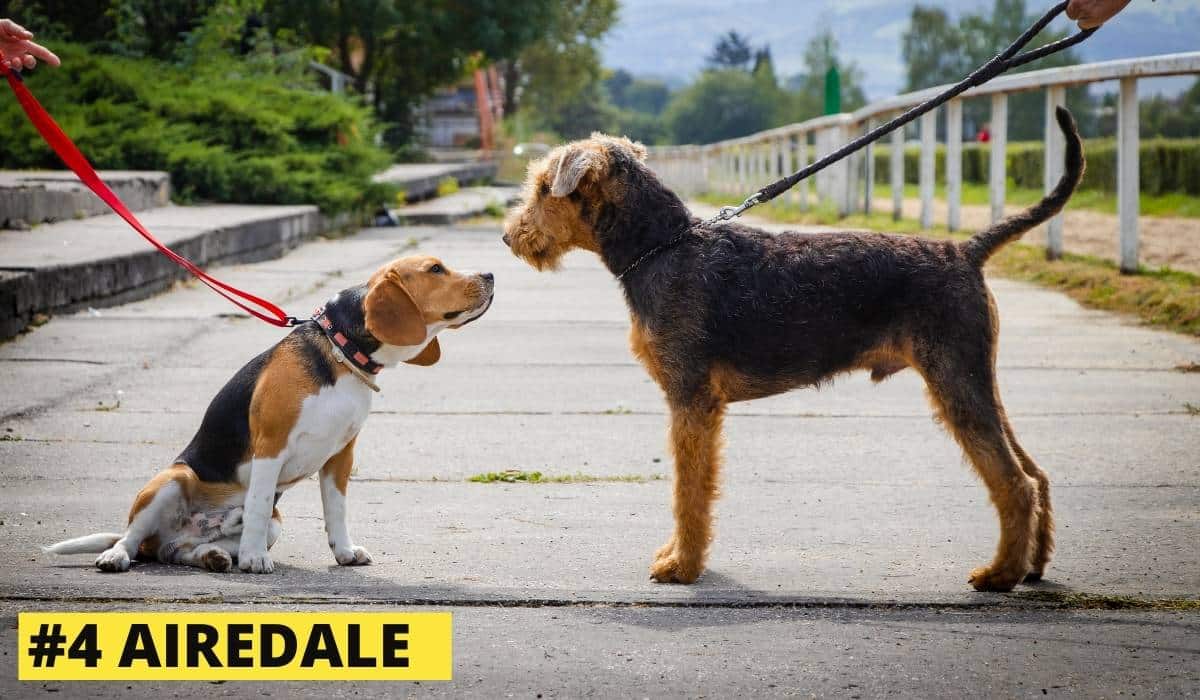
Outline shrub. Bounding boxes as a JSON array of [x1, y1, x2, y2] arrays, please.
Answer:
[[874, 138, 1200, 196], [0, 43, 393, 213]]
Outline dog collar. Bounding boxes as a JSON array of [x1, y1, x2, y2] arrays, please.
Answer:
[[615, 228, 693, 281], [311, 306, 382, 392]]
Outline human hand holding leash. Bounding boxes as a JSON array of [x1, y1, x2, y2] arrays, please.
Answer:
[[1066, 0, 1133, 28], [0, 19, 60, 71]]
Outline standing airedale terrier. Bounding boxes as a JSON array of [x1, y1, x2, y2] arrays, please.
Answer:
[[503, 108, 1084, 592]]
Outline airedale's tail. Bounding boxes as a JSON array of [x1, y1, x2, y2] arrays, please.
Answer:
[[962, 107, 1085, 266]]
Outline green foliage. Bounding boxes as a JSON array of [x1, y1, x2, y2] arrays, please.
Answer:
[[606, 70, 670, 115], [873, 139, 1200, 196], [901, 0, 1091, 140], [707, 31, 754, 71], [504, 0, 618, 140], [783, 30, 866, 115], [665, 69, 778, 144], [601, 69, 671, 144], [0, 43, 391, 212], [664, 29, 867, 145], [1136, 79, 1200, 139]]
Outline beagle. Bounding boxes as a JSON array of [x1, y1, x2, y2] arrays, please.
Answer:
[[44, 256, 494, 573]]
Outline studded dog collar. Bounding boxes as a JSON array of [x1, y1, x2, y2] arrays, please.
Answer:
[[312, 306, 383, 392]]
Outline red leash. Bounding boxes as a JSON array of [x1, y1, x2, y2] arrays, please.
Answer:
[[0, 54, 298, 327]]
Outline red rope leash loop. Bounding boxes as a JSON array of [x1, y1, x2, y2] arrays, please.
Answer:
[[0, 53, 297, 328]]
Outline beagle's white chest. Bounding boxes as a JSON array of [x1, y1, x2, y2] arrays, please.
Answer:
[[276, 374, 373, 486]]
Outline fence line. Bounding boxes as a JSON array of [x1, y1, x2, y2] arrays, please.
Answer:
[[647, 51, 1200, 273]]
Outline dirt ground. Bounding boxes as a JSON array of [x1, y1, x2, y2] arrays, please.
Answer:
[[874, 196, 1200, 275]]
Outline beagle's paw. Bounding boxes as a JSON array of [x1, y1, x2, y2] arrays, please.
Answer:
[[334, 545, 373, 566], [95, 546, 131, 573], [237, 549, 274, 574]]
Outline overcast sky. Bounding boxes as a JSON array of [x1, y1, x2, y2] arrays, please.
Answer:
[[601, 0, 1200, 99]]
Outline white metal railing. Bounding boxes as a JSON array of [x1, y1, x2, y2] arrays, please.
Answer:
[[647, 51, 1200, 273]]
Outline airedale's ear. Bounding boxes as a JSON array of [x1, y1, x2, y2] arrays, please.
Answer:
[[551, 146, 601, 197], [404, 337, 440, 366], [364, 272, 427, 347]]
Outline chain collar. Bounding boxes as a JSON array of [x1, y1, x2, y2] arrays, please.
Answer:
[[615, 227, 694, 282]]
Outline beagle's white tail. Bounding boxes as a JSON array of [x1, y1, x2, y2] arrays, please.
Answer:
[[43, 533, 122, 555]]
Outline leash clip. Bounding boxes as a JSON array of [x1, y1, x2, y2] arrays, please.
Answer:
[[707, 193, 761, 224]]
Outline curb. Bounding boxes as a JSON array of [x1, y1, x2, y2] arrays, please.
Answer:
[[0, 171, 170, 229], [0, 207, 346, 340], [392, 187, 520, 226], [373, 161, 498, 202]]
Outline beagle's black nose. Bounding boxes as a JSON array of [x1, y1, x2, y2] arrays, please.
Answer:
[[502, 234, 511, 246], [481, 272, 494, 283]]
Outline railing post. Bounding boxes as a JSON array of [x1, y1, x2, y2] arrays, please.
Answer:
[[890, 122, 904, 221], [946, 99, 962, 232], [1044, 85, 1066, 259], [989, 93, 1008, 224], [1118, 76, 1140, 273], [833, 122, 851, 217], [797, 135, 810, 211], [864, 119, 875, 215], [736, 146, 746, 191], [919, 110, 936, 230], [772, 137, 784, 182]]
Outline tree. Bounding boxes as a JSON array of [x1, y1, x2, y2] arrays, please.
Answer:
[[787, 30, 866, 112], [706, 31, 753, 71], [901, 0, 1090, 140], [665, 69, 778, 144], [267, 0, 557, 145], [502, 0, 619, 139]]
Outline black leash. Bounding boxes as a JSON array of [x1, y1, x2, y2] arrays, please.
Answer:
[[707, 0, 1097, 224]]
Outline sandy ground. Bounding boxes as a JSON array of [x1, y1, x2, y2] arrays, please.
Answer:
[[873, 196, 1200, 274]]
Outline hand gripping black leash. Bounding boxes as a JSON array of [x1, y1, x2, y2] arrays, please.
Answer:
[[707, 0, 1097, 224]]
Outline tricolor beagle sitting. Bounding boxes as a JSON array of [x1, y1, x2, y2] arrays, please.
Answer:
[[45, 256, 493, 573]]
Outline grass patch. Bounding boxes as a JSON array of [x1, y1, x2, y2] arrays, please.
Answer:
[[468, 469, 663, 484], [873, 181, 1200, 219], [1016, 591, 1200, 611], [603, 405, 634, 415], [1185, 402, 1200, 416], [696, 194, 1200, 338]]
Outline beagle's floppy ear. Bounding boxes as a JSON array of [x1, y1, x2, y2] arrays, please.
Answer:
[[364, 272, 427, 347], [405, 337, 440, 366], [550, 146, 601, 197]]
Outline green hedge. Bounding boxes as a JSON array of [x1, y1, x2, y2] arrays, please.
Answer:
[[0, 44, 392, 213], [874, 138, 1200, 196]]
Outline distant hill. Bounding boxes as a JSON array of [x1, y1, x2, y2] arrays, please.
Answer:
[[601, 0, 1200, 100]]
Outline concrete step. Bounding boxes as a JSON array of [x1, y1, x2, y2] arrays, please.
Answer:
[[0, 170, 170, 228], [0, 204, 330, 339], [392, 186, 519, 225], [372, 161, 498, 201]]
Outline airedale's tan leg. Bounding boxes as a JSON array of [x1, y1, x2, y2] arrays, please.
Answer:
[[651, 396, 725, 584], [1002, 414, 1054, 581]]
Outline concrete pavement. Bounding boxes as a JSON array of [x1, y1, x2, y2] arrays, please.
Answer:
[[0, 219, 1197, 695]]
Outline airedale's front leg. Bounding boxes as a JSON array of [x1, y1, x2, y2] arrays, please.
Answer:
[[651, 397, 725, 584]]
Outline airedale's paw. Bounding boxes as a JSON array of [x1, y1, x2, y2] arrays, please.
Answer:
[[649, 550, 703, 584], [969, 564, 1024, 592]]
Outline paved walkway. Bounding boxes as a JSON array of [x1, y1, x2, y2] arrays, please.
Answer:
[[1, 219, 1197, 695]]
